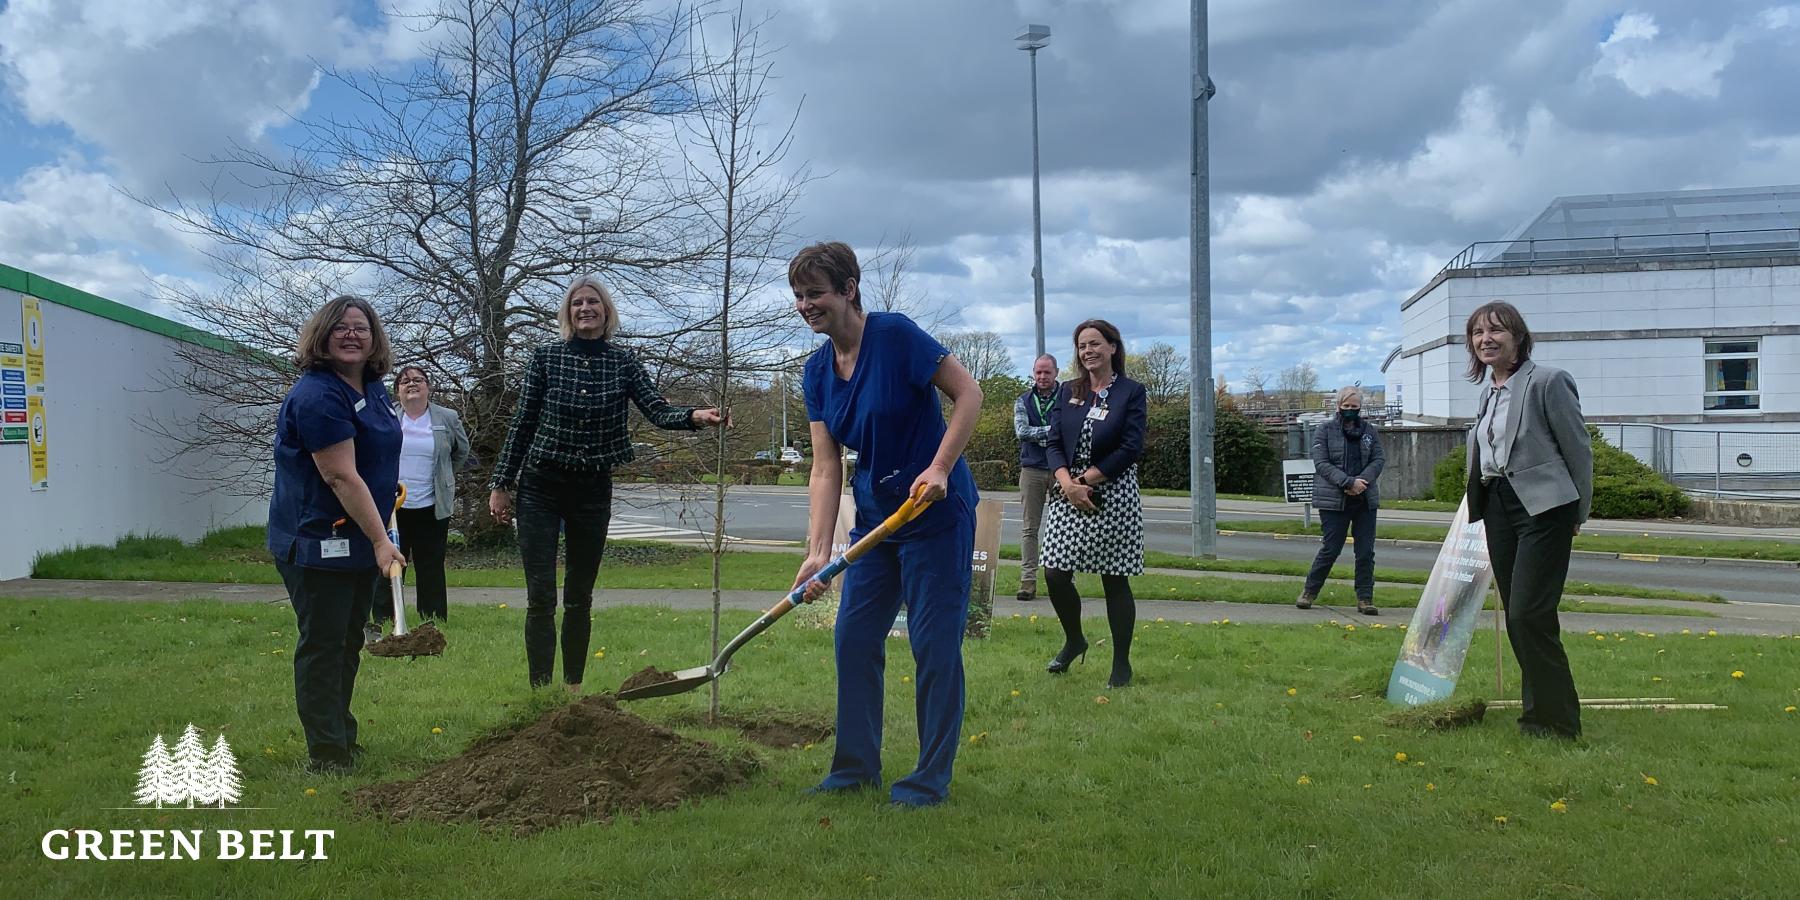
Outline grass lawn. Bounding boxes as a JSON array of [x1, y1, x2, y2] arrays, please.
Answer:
[[3, 598, 1796, 897], [1141, 490, 1460, 512], [1217, 520, 1800, 563], [30, 529, 1713, 617], [995, 545, 1724, 604]]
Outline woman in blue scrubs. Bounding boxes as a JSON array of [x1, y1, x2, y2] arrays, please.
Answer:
[[788, 241, 983, 808]]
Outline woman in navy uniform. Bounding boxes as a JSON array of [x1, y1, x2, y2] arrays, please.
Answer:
[[787, 241, 982, 808]]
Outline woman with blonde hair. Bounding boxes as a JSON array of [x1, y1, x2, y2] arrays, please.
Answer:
[[268, 295, 403, 774], [489, 275, 728, 691], [1296, 384, 1386, 615]]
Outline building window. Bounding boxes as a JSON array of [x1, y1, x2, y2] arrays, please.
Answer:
[[1703, 338, 1759, 412]]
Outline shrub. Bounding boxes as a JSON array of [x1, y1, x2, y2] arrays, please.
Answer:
[[1432, 446, 1467, 503], [1425, 429, 1689, 518], [1136, 404, 1276, 494], [962, 409, 1021, 486], [968, 460, 1013, 491]]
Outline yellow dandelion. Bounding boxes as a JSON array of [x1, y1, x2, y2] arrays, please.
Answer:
[[1426, 783, 1436, 791], [1215, 702, 1225, 709], [1352, 735, 1364, 742], [1681, 629, 1691, 635], [1221, 618, 1231, 625], [498, 603, 509, 609], [1784, 706, 1796, 713], [1594, 635, 1605, 641], [968, 732, 988, 745], [1642, 774, 1659, 786], [804, 743, 815, 750], [305, 788, 318, 797], [1095, 696, 1110, 704], [1586, 630, 1597, 636], [1286, 688, 1298, 697], [1029, 614, 1039, 623], [1399, 624, 1408, 630], [1363, 784, 1373, 790], [594, 651, 605, 659], [1652, 676, 1664, 683], [1156, 617, 1166, 623], [1732, 671, 1745, 679], [1549, 799, 1568, 813], [1010, 689, 1022, 698], [1346, 625, 1357, 632], [902, 675, 912, 684], [1296, 775, 1311, 785], [431, 727, 443, 734], [1494, 815, 1508, 825], [263, 747, 275, 756], [1394, 752, 1408, 763], [1708, 630, 1718, 637]]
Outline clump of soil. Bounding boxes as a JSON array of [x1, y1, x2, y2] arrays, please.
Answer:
[[366, 622, 447, 658], [352, 695, 756, 836], [619, 665, 679, 694], [671, 710, 833, 750], [1383, 698, 1487, 731]]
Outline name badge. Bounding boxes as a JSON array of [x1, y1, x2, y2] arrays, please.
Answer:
[[320, 538, 351, 559], [1086, 406, 1109, 421], [354, 398, 367, 412]]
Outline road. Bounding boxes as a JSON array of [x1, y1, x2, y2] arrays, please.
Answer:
[[609, 485, 1800, 607]]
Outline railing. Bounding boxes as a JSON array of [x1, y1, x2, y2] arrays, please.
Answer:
[[1441, 227, 1800, 273], [1591, 423, 1800, 500]]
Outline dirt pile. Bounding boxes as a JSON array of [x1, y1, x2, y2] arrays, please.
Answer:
[[619, 665, 679, 694], [366, 622, 447, 658], [352, 695, 757, 835], [671, 711, 833, 750]]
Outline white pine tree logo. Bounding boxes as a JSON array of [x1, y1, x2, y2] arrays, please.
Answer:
[[133, 725, 243, 809]]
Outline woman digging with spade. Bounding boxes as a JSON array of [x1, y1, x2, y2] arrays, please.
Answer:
[[787, 241, 982, 808], [489, 276, 727, 693]]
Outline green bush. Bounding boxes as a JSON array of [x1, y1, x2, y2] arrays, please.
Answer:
[[1432, 446, 1467, 503], [1136, 404, 1276, 494], [1136, 405, 1189, 489], [961, 409, 1021, 486], [1425, 430, 1688, 518], [968, 460, 1013, 491]]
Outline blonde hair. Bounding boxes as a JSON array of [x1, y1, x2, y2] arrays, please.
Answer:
[[1336, 385, 1364, 406], [557, 275, 620, 341], [295, 295, 393, 381]]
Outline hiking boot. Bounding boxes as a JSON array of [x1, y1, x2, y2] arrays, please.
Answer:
[[1295, 593, 1315, 610]]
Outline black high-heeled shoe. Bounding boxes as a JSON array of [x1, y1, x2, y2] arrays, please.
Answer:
[[1107, 664, 1133, 689], [1046, 639, 1089, 674]]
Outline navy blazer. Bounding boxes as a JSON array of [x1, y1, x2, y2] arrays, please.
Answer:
[[1046, 375, 1148, 479]]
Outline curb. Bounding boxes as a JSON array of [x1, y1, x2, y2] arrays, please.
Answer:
[[1215, 529, 1800, 571]]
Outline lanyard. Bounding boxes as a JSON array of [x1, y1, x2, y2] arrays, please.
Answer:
[[1033, 391, 1054, 423]]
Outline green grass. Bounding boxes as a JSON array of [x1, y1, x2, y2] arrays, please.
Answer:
[[1138, 490, 1460, 512], [2, 598, 1796, 897], [1217, 520, 1800, 562], [30, 529, 1712, 616]]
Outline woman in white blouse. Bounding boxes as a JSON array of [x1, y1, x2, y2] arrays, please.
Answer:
[[375, 365, 471, 628]]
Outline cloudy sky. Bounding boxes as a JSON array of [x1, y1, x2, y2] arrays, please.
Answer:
[[2, 0, 1797, 390]]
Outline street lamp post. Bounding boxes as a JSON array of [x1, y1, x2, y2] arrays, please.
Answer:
[[571, 204, 593, 268], [1016, 24, 1050, 359], [1189, 2, 1218, 558]]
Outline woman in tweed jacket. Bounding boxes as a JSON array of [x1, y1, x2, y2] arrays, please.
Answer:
[[489, 276, 727, 691]]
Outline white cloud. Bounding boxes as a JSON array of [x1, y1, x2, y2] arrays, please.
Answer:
[[1591, 12, 1737, 99]]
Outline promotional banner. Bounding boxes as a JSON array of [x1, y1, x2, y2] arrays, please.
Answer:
[[22, 296, 44, 393], [1386, 498, 1494, 705], [27, 394, 48, 491], [0, 341, 24, 443], [962, 499, 1003, 639]]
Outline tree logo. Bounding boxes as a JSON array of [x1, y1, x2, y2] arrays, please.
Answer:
[[134, 725, 243, 809]]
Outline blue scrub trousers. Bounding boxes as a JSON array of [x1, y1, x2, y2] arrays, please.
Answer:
[[818, 514, 974, 806]]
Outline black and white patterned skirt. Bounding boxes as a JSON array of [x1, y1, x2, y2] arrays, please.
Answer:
[[1040, 419, 1144, 577]]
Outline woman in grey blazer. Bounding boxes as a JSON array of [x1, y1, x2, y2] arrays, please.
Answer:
[[1297, 385, 1384, 615], [1461, 301, 1593, 740], [374, 365, 472, 626]]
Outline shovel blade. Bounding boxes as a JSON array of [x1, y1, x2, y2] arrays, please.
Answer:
[[617, 664, 719, 701]]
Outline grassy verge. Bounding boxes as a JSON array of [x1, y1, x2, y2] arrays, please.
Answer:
[[1, 598, 1792, 897], [1216, 520, 1800, 563], [32, 529, 1713, 617], [1142, 490, 1459, 512]]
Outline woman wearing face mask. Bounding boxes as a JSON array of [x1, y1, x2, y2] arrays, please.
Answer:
[[1296, 385, 1386, 616]]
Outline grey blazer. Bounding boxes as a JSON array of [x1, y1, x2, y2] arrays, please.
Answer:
[[1463, 360, 1593, 524], [1311, 423, 1384, 511], [395, 402, 473, 520]]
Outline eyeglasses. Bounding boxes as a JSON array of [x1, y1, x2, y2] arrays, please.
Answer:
[[331, 324, 372, 337], [397, 377, 428, 386]]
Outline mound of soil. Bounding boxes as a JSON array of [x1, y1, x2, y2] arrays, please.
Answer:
[[352, 695, 757, 836], [1383, 698, 1488, 731], [619, 665, 679, 694], [671, 710, 833, 750], [366, 622, 447, 658]]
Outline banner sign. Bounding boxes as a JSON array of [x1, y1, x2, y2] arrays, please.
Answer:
[[963, 499, 1002, 639], [1386, 498, 1494, 705]]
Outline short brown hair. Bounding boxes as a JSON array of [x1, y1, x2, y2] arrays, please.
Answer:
[[788, 241, 862, 310], [1069, 319, 1127, 406], [393, 364, 429, 396], [557, 275, 620, 341], [295, 295, 393, 382], [1464, 301, 1532, 382]]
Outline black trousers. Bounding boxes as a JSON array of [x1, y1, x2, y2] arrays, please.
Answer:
[[1302, 501, 1377, 601], [276, 560, 376, 763], [1482, 478, 1581, 737], [515, 464, 613, 687], [375, 506, 451, 622], [1044, 569, 1136, 679]]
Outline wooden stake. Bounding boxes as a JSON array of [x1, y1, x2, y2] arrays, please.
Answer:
[[1493, 587, 1504, 697]]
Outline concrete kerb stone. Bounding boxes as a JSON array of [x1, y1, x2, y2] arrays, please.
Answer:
[[1217, 529, 1800, 571]]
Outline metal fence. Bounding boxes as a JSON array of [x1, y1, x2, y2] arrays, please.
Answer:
[[1442, 227, 1800, 273], [1591, 423, 1800, 500]]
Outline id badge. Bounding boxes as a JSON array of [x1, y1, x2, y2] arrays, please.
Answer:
[[320, 538, 351, 559], [354, 398, 367, 412], [1086, 405, 1109, 421]]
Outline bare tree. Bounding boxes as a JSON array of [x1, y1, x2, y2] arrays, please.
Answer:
[[939, 330, 1013, 381], [1129, 341, 1188, 407], [860, 231, 955, 332], [145, 0, 724, 533], [1277, 362, 1321, 409], [1241, 366, 1270, 411]]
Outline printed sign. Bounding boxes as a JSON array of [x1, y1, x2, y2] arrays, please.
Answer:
[[1281, 458, 1314, 504], [1386, 499, 1494, 705], [22, 296, 44, 394], [27, 395, 47, 490], [963, 499, 1003, 639]]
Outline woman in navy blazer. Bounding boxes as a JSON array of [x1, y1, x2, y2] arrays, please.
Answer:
[[1038, 319, 1149, 688]]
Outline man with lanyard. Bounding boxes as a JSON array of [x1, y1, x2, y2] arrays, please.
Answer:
[[1012, 354, 1059, 601]]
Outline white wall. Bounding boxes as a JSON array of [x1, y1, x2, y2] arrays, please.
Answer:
[[0, 289, 265, 581], [1402, 263, 1800, 424]]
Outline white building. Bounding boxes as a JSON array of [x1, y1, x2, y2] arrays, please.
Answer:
[[0, 265, 264, 581], [1388, 185, 1800, 490]]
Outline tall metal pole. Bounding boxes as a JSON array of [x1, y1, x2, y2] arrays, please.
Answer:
[[1189, 0, 1218, 558], [1029, 46, 1047, 359]]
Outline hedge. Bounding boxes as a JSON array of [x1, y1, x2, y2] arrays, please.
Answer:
[[968, 460, 1013, 491], [1427, 428, 1689, 519], [1138, 403, 1276, 494]]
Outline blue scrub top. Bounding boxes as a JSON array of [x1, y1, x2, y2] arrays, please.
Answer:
[[268, 369, 402, 570], [804, 312, 977, 539]]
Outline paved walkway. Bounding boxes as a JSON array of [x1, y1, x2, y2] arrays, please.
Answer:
[[6, 578, 1797, 637]]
